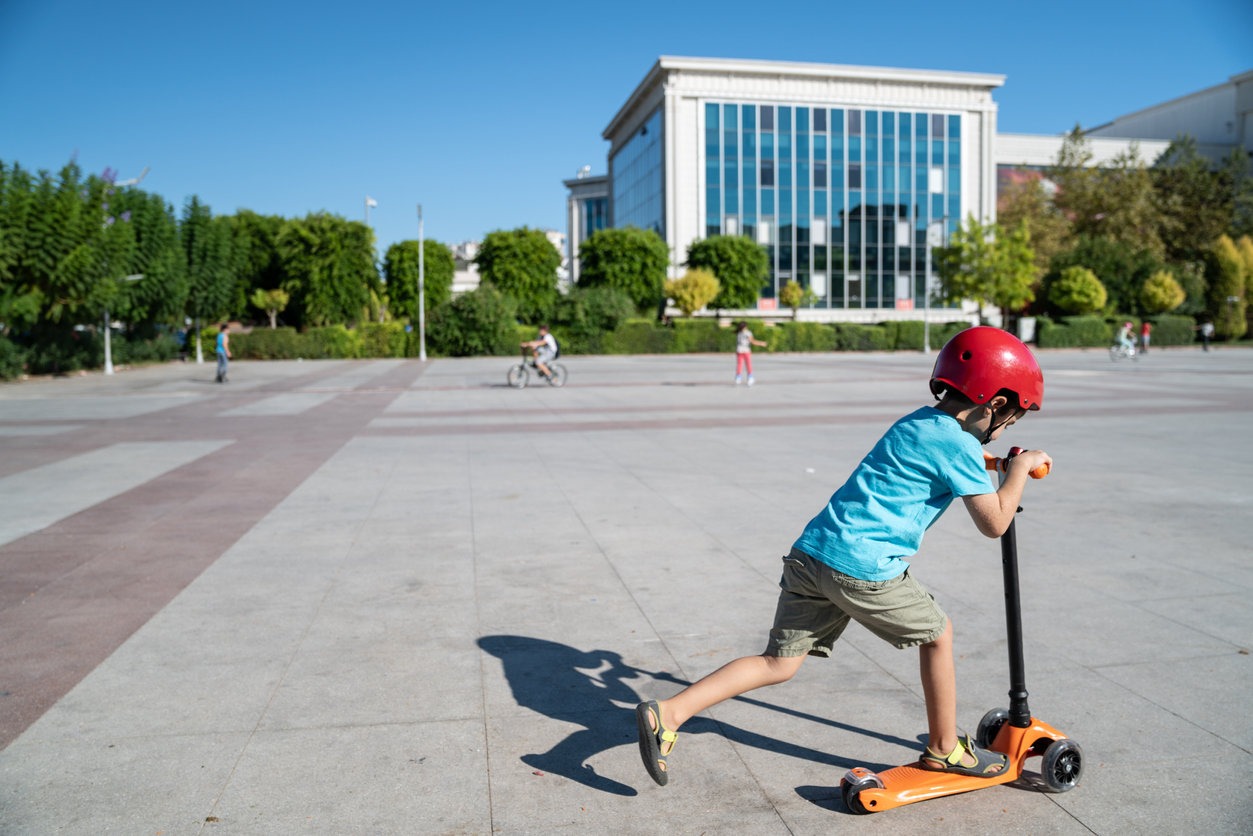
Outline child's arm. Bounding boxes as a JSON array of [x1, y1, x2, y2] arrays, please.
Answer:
[[963, 449, 1052, 538]]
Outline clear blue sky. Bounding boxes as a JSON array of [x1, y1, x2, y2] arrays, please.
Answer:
[[2, 0, 1250, 255]]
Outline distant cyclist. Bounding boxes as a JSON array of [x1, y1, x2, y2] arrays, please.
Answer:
[[1117, 321, 1135, 353], [522, 324, 559, 380]]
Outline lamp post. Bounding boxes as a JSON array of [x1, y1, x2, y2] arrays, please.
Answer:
[[103, 274, 144, 375], [417, 204, 427, 361], [923, 216, 949, 355]]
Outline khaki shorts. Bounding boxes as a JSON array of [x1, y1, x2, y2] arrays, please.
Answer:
[[766, 548, 948, 656]]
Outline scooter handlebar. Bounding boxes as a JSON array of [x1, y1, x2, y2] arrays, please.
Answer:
[[985, 447, 1050, 479]]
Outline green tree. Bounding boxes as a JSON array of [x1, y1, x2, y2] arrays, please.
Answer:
[[226, 210, 285, 322], [1207, 234, 1248, 340], [383, 238, 454, 322], [1050, 130, 1165, 261], [1049, 266, 1108, 315], [277, 213, 377, 327], [578, 226, 670, 314], [686, 234, 769, 310], [113, 188, 187, 336], [182, 196, 235, 331], [250, 287, 290, 328], [935, 216, 1036, 324], [778, 279, 816, 320], [475, 227, 561, 323], [666, 268, 720, 316], [1139, 270, 1185, 315], [997, 173, 1072, 282], [1046, 235, 1162, 316], [1152, 137, 1235, 265]]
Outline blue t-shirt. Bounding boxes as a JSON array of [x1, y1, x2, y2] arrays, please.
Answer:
[[792, 406, 992, 581]]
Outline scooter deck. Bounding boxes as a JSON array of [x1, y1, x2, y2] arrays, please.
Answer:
[[845, 717, 1068, 813]]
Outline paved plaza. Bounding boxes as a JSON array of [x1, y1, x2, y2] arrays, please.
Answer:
[[0, 346, 1250, 834]]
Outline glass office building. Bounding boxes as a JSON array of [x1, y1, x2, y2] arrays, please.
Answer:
[[598, 57, 1005, 316], [702, 102, 961, 309]]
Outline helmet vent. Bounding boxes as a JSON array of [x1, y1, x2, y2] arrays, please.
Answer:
[[961, 350, 973, 361]]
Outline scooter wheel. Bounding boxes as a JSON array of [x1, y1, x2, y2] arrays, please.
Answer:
[[840, 769, 884, 815], [1040, 738, 1083, 792], [977, 708, 1010, 748]]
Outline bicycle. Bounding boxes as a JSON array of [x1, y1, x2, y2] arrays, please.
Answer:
[[1108, 342, 1138, 361], [507, 348, 567, 388]]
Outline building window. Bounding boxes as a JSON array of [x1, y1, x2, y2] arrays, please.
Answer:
[[612, 106, 664, 235]]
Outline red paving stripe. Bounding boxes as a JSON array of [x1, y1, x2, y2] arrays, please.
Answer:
[[0, 364, 428, 750]]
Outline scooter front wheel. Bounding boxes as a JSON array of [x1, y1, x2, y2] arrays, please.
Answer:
[[1040, 738, 1083, 792], [977, 708, 1010, 748]]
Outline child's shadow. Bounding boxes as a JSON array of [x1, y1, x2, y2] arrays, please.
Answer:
[[478, 635, 910, 797]]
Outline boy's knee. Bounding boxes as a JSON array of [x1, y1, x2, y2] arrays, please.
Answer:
[[921, 618, 953, 650], [764, 653, 805, 683]]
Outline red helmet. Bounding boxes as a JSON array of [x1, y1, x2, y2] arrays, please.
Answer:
[[930, 326, 1044, 411]]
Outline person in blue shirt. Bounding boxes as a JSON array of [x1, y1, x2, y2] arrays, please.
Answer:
[[636, 327, 1051, 787], [215, 324, 231, 383]]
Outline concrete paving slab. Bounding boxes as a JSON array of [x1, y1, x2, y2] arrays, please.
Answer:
[[1, 349, 1251, 834]]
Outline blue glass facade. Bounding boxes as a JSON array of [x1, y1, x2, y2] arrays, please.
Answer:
[[582, 196, 608, 240], [704, 102, 961, 309], [611, 107, 664, 235]]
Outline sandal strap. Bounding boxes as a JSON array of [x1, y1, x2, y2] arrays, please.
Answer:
[[647, 704, 679, 745]]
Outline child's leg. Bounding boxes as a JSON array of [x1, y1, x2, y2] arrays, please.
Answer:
[[743, 353, 753, 376], [919, 618, 958, 755], [735, 353, 748, 376], [919, 619, 1003, 772], [649, 653, 805, 743]]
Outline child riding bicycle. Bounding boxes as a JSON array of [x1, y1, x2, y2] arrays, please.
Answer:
[[521, 325, 559, 380]]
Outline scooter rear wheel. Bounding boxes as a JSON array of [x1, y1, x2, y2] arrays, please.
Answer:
[[1040, 738, 1083, 792], [840, 770, 884, 814]]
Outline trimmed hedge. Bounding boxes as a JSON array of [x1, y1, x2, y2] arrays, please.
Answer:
[[191, 317, 983, 362], [1036, 316, 1110, 348], [1037, 313, 1199, 349], [1148, 314, 1195, 347]]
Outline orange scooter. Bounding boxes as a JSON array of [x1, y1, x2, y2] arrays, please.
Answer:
[[840, 447, 1083, 814]]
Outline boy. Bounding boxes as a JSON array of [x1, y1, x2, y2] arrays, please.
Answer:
[[521, 324, 559, 380], [636, 326, 1051, 786]]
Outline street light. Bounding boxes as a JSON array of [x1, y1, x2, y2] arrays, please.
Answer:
[[923, 215, 949, 355], [103, 273, 144, 375], [417, 204, 427, 362]]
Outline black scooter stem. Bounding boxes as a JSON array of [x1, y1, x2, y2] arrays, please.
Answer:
[[1001, 513, 1032, 728]]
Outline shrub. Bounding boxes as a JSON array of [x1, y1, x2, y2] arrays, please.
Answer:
[[1049, 266, 1107, 315], [1036, 315, 1109, 348], [233, 327, 301, 359], [671, 319, 727, 352], [1149, 314, 1196, 347], [771, 322, 838, 352], [305, 326, 361, 359], [601, 319, 676, 354], [666, 269, 720, 317], [358, 322, 408, 358], [832, 323, 892, 351], [428, 285, 518, 356], [0, 336, 26, 379], [24, 328, 102, 374], [1140, 270, 1186, 314]]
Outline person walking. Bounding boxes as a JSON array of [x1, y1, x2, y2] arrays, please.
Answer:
[[1140, 321, 1152, 354], [734, 321, 767, 386], [215, 324, 231, 383]]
